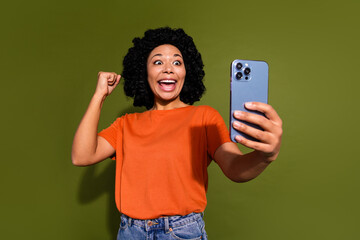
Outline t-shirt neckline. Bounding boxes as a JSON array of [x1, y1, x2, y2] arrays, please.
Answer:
[[148, 105, 195, 113]]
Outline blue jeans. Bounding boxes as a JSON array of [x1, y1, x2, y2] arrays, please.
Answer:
[[117, 212, 208, 240]]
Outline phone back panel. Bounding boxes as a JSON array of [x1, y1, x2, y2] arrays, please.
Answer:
[[230, 59, 268, 142]]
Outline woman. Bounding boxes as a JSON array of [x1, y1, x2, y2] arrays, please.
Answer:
[[72, 27, 282, 240]]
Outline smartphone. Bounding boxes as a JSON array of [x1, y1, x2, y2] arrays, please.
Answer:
[[230, 59, 268, 142]]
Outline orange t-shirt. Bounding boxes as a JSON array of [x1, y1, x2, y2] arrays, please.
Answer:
[[98, 105, 231, 219]]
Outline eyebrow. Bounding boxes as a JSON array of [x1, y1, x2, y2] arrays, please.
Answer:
[[150, 53, 183, 60]]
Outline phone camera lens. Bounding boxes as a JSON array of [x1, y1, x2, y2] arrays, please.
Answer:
[[236, 63, 243, 70], [236, 72, 243, 80], [244, 67, 251, 75]]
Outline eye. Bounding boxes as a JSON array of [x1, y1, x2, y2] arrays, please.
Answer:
[[154, 60, 162, 65], [173, 60, 182, 66]]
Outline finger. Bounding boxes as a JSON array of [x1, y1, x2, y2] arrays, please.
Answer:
[[113, 75, 121, 87], [235, 135, 270, 152], [245, 102, 282, 126], [233, 111, 272, 131], [107, 78, 115, 86], [233, 121, 270, 143], [107, 73, 117, 86]]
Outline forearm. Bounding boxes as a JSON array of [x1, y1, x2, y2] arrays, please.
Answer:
[[227, 150, 272, 183], [71, 93, 106, 165], [214, 142, 274, 183]]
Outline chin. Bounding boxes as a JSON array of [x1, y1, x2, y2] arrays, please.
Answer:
[[160, 96, 179, 102], [156, 93, 180, 102]]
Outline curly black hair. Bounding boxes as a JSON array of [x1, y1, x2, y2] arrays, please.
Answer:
[[122, 27, 205, 109]]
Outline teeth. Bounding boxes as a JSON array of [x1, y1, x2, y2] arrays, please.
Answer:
[[159, 80, 176, 84]]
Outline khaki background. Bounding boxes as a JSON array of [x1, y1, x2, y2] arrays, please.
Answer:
[[1, 0, 359, 239]]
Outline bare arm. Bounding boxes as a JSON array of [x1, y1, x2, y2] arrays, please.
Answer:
[[214, 102, 283, 182], [71, 72, 121, 166]]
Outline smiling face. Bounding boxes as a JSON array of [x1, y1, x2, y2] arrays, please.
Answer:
[[147, 44, 186, 109]]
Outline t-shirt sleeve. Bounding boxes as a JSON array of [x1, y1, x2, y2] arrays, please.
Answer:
[[204, 106, 232, 159], [98, 117, 123, 158]]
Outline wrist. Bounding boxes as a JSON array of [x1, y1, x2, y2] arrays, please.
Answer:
[[93, 91, 107, 100], [255, 150, 276, 164], [92, 91, 107, 106]]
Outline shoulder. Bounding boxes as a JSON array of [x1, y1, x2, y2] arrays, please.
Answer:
[[191, 105, 225, 124], [193, 105, 218, 113], [110, 113, 138, 125], [193, 105, 222, 117], [122, 111, 147, 118], [120, 111, 151, 123]]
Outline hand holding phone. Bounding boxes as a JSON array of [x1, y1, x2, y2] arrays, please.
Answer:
[[230, 59, 283, 161]]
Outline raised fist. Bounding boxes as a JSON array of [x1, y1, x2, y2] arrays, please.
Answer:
[[95, 71, 121, 97]]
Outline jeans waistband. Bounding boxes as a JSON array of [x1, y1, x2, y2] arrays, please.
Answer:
[[121, 212, 204, 232]]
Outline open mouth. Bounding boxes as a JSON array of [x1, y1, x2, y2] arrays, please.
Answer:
[[158, 79, 177, 91]]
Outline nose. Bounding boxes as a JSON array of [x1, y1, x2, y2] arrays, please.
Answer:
[[163, 62, 174, 74]]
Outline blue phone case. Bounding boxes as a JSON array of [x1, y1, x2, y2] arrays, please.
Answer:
[[230, 59, 268, 142]]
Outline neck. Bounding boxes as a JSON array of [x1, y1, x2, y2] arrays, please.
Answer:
[[151, 98, 189, 110]]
